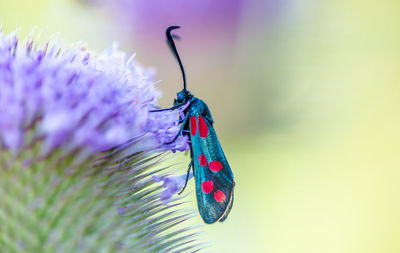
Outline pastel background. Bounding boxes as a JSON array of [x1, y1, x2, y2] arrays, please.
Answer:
[[1, 0, 399, 252]]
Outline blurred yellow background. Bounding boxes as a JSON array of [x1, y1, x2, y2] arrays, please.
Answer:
[[1, 0, 399, 252]]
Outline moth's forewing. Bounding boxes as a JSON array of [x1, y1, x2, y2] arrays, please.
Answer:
[[189, 112, 235, 224]]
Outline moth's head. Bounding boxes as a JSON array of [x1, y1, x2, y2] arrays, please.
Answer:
[[174, 89, 192, 106]]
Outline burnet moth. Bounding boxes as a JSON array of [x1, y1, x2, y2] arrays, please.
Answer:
[[152, 26, 235, 224]]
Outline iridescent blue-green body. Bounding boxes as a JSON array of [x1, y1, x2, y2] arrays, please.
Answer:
[[180, 96, 235, 224], [153, 26, 235, 224]]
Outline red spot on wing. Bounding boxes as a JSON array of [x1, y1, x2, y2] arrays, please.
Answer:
[[209, 161, 223, 172], [201, 181, 214, 194], [198, 116, 209, 138], [198, 154, 207, 166], [214, 190, 226, 202], [190, 116, 197, 136]]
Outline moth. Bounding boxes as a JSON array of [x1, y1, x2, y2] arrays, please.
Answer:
[[153, 26, 235, 224]]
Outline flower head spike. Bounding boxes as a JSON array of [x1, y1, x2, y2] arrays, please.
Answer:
[[0, 30, 203, 252]]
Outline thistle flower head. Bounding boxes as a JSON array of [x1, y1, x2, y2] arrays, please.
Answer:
[[0, 30, 201, 252]]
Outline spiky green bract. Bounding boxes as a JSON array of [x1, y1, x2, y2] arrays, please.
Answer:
[[0, 136, 203, 252]]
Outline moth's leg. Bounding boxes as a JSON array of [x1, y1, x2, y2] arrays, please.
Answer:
[[178, 106, 187, 121], [164, 113, 189, 144], [149, 102, 184, 112], [178, 157, 194, 195]]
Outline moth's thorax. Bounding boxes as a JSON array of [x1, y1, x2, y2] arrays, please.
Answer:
[[187, 97, 214, 124]]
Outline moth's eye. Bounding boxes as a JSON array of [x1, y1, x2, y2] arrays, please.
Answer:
[[176, 95, 183, 102]]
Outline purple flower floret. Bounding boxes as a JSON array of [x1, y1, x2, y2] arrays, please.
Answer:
[[0, 32, 189, 154], [153, 170, 194, 202]]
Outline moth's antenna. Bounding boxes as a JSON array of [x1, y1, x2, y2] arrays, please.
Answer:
[[166, 26, 187, 91]]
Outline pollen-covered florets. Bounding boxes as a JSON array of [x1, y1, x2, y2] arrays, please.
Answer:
[[0, 31, 189, 155]]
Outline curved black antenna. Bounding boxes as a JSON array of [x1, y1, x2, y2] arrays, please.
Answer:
[[166, 26, 187, 91]]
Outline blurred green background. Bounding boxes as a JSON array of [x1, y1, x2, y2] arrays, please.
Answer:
[[1, 0, 399, 252]]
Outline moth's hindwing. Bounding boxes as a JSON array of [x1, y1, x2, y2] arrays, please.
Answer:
[[189, 113, 235, 224]]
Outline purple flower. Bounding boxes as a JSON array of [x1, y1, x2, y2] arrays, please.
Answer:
[[0, 30, 202, 253], [0, 31, 189, 155], [89, 0, 243, 32], [86, 0, 245, 49], [153, 170, 194, 202]]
